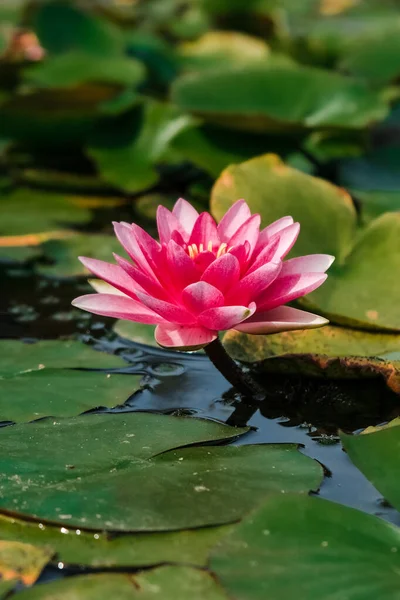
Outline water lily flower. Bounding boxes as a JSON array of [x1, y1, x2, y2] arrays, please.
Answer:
[[72, 199, 333, 351]]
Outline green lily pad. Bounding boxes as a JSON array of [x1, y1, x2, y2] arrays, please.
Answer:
[[0, 514, 231, 569], [362, 416, 400, 435], [304, 212, 400, 331], [0, 581, 14, 598], [341, 426, 400, 513], [87, 101, 193, 193], [0, 340, 128, 377], [0, 540, 53, 586], [33, 2, 124, 56], [222, 325, 400, 393], [16, 567, 229, 600], [0, 413, 321, 531], [211, 154, 357, 261], [0, 244, 41, 264], [114, 320, 158, 348], [0, 370, 141, 423], [25, 51, 145, 89], [38, 234, 123, 278], [171, 64, 389, 133], [0, 188, 91, 236], [211, 494, 400, 600]]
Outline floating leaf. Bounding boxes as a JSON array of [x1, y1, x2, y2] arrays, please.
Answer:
[[0, 370, 141, 423], [0, 188, 91, 236], [16, 567, 229, 600], [0, 540, 53, 586], [211, 154, 356, 261], [114, 320, 158, 348], [223, 325, 400, 393], [0, 514, 231, 569], [362, 417, 400, 435], [38, 234, 123, 278], [172, 64, 389, 133], [87, 102, 193, 193], [0, 340, 128, 377], [341, 426, 400, 513], [0, 413, 321, 531], [211, 494, 400, 600]]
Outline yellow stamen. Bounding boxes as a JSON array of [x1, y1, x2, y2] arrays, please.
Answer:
[[199, 243, 204, 253], [216, 243, 227, 258], [207, 241, 213, 252]]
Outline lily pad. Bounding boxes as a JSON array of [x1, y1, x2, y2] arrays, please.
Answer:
[[0, 514, 231, 569], [0, 340, 128, 377], [114, 320, 158, 348], [38, 234, 123, 278], [16, 567, 229, 600], [0, 413, 322, 531], [87, 102, 192, 193], [341, 426, 400, 513], [0, 370, 141, 423], [211, 154, 357, 261], [211, 494, 400, 600], [222, 325, 400, 393], [0, 188, 91, 236], [172, 63, 389, 133], [0, 540, 53, 586]]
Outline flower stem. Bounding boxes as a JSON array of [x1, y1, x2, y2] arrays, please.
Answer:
[[204, 337, 266, 404]]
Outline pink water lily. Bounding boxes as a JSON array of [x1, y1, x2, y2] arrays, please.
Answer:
[[72, 199, 333, 350]]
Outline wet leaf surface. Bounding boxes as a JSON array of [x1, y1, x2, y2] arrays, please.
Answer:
[[0, 540, 53, 586], [0, 514, 232, 569], [16, 566, 229, 600], [341, 426, 400, 513], [172, 63, 389, 133], [0, 369, 141, 423], [211, 494, 400, 600], [0, 340, 127, 376], [0, 413, 322, 531]]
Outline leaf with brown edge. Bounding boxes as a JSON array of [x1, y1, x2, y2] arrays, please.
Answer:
[[222, 325, 400, 394], [0, 540, 53, 586]]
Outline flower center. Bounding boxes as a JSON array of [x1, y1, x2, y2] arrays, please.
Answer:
[[187, 242, 228, 259]]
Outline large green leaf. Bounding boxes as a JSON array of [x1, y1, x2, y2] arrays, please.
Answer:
[[172, 64, 389, 133], [211, 154, 357, 261], [38, 234, 123, 277], [0, 540, 53, 586], [33, 2, 124, 56], [0, 340, 127, 376], [0, 370, 141, 423], [0, 413, 321, 531], [16, 567, 229, 600], [304, 212, 400, 331], [341, 426, 400, 513], [211, 494, 400, 600], [0, 514, 231, 569], [0, 188, 91, 236], [223, 325, 400, 393], [87, 102, 192, 193], [114, 320, 158, 348]]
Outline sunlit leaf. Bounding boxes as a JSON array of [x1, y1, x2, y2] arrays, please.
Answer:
[[0, 540, 53, 586]]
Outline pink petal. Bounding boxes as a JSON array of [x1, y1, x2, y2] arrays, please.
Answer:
[[156, 205, 181, 245], [131, 223, 161, 266], [113, 222, 154, 277], [172, 198, 199, 237], [235, 306, 329, 334], [226, 261, 281, 305], [88, 279, 128, 296], [193, 250, 217, 272], [199, 303, 256, 331], [201, 253, 240, 295], [217, 199, 251, 242], [165, 240, 199, 291], [268, 223, 300, 261], [136, 292, 196, 325], [71, 294, 167, 324], [155, 325, 217, 350], [246, 237, 280, 274], [227, 214, 261, 256], [256, 216, 294, 250], [78, 256, 138, 299], [113, 254, 171, 301], [257, 273, 328, 311], [228, 241, 251, 272], [280, 254, 335, 275], [182, 281, 224, 315], [188, 212, 220, 248]]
